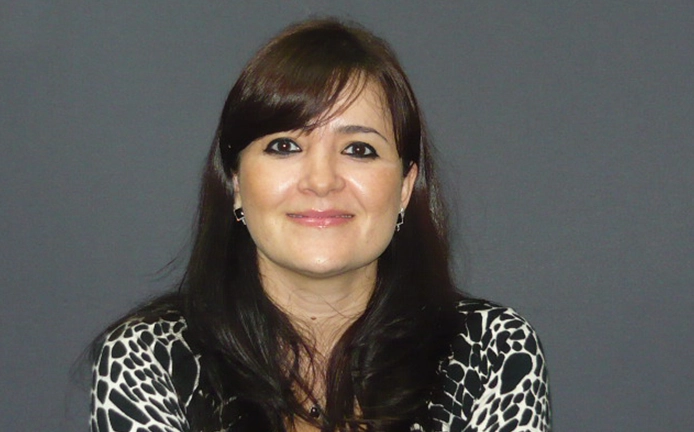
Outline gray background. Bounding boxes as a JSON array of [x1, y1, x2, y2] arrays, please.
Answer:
[[1, 1, 692, 431]]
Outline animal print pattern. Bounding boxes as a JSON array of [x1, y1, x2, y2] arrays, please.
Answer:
[[430, 301, 551, 431], [91, 300, 551, 431], [90, 312, 199, 432]]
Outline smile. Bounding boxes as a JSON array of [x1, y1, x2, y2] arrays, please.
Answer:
[[287, 210, 354, 227]]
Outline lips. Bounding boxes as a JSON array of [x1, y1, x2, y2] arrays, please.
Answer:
[[287, 210, 354, 227]]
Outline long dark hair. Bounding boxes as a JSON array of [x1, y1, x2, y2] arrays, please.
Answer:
[[101, 18, 462, 432]]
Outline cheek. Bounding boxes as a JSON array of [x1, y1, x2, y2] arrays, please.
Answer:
[[354, 170, 405, 214], [238, 164, 293, 210]]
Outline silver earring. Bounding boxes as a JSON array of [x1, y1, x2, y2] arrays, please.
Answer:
[[234, 207, 246, 225], [395, 208, 405, 232]]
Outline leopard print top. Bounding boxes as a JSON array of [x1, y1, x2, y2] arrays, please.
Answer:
[[90, 299, 551, 431]]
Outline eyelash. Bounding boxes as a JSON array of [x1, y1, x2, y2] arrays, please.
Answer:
[[342, 142, 378, 159], [263, 138, 301, 155], [262, 138, 379, 159]]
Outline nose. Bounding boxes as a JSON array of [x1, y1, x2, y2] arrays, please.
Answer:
[[298, 148, 345, 196]]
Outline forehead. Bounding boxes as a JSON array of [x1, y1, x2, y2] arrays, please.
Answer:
[[313, 79, 393, 136]]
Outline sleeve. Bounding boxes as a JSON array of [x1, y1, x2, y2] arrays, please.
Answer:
[[90, 319, 193, 432], [465, 308, 552, 432]]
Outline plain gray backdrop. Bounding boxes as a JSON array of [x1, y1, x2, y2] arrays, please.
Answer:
[[1, 1, 692, 431]]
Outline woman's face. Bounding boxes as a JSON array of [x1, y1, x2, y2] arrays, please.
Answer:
[[233, 82, 417, 283]]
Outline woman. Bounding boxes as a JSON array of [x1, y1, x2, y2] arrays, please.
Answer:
[[91, 18, 551, 432]]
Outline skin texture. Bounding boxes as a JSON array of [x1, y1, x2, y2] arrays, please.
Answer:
[[232, 81, 417, 335]]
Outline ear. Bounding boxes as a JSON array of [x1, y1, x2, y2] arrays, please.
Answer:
[[400, 162, 418, 209], [232, 173, 242, 208]]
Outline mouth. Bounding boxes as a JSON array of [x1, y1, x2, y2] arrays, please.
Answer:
[[287, 210, 354, 227]]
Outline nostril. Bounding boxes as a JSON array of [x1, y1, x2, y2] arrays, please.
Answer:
[[300, 163, 345, 195]]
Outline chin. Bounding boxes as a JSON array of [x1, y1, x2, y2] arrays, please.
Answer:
[[296, 262, 350, 278], [290, 258, 371, 279]]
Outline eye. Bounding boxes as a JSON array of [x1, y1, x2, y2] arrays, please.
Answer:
[[342, 142, 378, 159], [264, 138, 301, 155]]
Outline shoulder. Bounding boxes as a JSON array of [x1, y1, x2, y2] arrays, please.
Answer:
[[431, 298, 551, 431], [452, 298, 543, 353], [450, 298, 548, 388], [91, 310, 201, 431], [95, 310, 200, 398], [99, 309, 191, 355]]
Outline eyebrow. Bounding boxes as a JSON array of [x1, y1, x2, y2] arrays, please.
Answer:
[[334, 124, 390, 143]]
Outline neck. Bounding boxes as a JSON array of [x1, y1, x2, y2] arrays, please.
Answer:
[[259, 259, 376, 353]]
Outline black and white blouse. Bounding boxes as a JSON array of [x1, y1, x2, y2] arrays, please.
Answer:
[[90, 299, 551, 431]]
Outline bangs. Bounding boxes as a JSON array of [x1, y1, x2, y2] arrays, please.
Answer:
[[218, 19, 418, 174], [219, 24, 375, 161], [245, 21, 375, 131], [245, 59, 369, 135]]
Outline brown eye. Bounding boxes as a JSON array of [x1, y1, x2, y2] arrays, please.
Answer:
[[343, 142, 377, 158], [264, 138, 301, 154]]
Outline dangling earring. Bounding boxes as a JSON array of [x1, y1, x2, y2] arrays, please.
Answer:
[[234, 207, 246, 225], [395, 208, 405, 232]]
